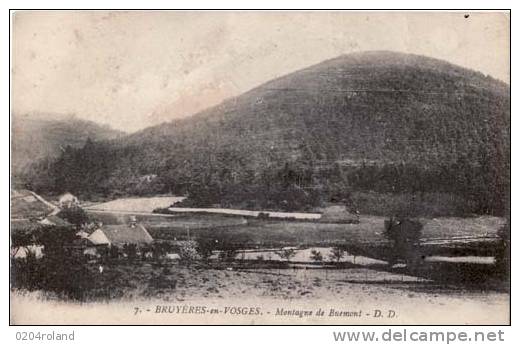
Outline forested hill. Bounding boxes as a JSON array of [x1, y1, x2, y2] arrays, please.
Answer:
[[11, 115, 124, 176], [126, 51, 509, 166], [22, 51, 511, 216]]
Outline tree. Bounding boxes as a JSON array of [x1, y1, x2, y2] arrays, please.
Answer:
[[139, 244, 153, 260], [11, 222, 43, 257], [122, 243, 137, 260], [36, 224, 95, 300], [109, 245, 120, 259], [151, 242, 171, 260], [276, 248, 297, 263], [495, 220, 510, 276], [38, 224, 78, 257], [329, 246, 346, 264], [56, 206, 90, 229], [11, 249, 41, 291], [178, 241, 202, 263], [310, 250, 323, 265], [196, 238, 218, 260], [384, 217, 423, 267]]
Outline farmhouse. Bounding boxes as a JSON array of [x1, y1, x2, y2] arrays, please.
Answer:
[[39, 215, 73, 228], [10, 219, 45, 258], [317, 204, 359, 224], [88, 222, 153, 247], [58, 192, 79, 208], [11, 244, 44, 259], [11, 218, 43, 239]]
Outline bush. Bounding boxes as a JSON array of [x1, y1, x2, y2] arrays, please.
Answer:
[[151, 242, 172, 260], [40, 255, 96, 300], [329, 246, 346, 263], [123, 243, 138, 260], [276, 248, 296, 262], [56, 206, 90, 228], [11, 221, 98, 300], [147, 272, 177, 291], [12, 254, 99, 301], [11, 253, 42, 291], [218, 247, 238, 262], [310, 250, 323, 264], [177, 241, 201, 262], [495, 221, 510, 275], [195, 238, 217, 260]]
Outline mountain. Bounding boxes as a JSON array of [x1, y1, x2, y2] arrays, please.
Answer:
[[21, 51, 511, 216], [126, 51, 509, 164], [11, 114, 124, 176]]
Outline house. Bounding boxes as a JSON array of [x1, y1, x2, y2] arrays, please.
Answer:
[[38, 215, 74, 228], [58, 192, 79, 208], [10, 219, 45, 258], [87, 222, 153, 248], [317, 203, 359, 224], [139, 174, 157, 183], [75, 230, 90, 239], [11, 245, 44, 259]]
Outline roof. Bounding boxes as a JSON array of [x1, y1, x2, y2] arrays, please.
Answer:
[[59, 192, 77, 199], [88, 224, 153, 246], [88, 229, 111, 245], [39, 215, 74, 228], [76, 230, 90, 239]]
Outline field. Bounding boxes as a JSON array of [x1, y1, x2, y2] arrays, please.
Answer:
[[87, 204, 505, 258], [10, 260, 509, 325], [85, 196, 185, 213], [83, 197, 507, 288], [11, 195, 509, 324], [11, 190, 56, 219]]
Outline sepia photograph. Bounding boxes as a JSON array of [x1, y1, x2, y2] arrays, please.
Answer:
[[9, 10, 510, 325]]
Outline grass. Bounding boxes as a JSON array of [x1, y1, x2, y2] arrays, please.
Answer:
[[11, 193, 55, 219], [149, 215, 504, 248], [351, 191, 481, 218], [11, 258, 508, 305], [88, 209, 505, 258]]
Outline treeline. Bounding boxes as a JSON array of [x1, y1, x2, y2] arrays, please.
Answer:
[[20, 134, 509, 217]]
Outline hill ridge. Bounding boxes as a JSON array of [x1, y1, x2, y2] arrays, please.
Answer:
[[19, 51, 510, 217]]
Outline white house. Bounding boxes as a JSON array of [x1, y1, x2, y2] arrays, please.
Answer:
[[38, 215, 73, 228], [58, 192, 79, 208], [87, 222, 153, 247]]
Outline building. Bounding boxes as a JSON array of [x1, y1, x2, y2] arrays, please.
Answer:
[[38, 215, 74, 228], [58, 192, 79, 208], [87, 222, 153, 248], [316, 203, 359, 224], [10, 219, 45, 258]]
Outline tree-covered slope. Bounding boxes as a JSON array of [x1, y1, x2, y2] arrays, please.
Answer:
[[22, 51, 510, 216], [11, 114, 124, 175]]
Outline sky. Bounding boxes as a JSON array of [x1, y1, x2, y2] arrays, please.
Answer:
[[11, 11, 510, 133]]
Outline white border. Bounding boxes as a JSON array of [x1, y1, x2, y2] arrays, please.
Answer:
[[2, 1, 515, 344]]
